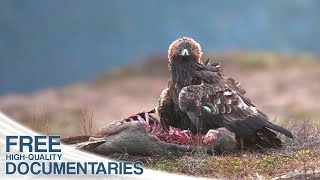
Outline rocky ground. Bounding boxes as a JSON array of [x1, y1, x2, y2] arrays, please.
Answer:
[[0, 52, 320, 179]]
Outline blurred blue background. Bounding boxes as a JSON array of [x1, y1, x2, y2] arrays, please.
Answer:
[[0, 0, 319, 95]]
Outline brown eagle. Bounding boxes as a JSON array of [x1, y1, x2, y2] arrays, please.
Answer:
[[157, 37, 293, 148]]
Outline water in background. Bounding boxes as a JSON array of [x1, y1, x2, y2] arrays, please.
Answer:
[[0, 0, 319, 95]]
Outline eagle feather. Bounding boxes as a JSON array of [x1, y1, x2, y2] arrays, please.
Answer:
[[158, 37, 293, 149]]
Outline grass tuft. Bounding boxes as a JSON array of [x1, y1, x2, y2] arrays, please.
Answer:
[[112, 120, 320, 179]]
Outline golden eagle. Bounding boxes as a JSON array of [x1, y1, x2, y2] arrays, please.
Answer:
[[157, 37, 293, 148]]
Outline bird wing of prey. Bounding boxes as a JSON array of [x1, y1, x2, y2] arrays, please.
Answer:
[[178, 63, 293, 139]]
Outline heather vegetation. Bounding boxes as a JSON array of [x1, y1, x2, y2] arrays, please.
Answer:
[[0, 52, 319, 179]]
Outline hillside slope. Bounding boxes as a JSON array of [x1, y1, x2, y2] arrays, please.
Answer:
[[0, 52, 319, 136]]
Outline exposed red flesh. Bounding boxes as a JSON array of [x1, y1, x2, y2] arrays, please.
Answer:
[[117, 110, 217, 146]]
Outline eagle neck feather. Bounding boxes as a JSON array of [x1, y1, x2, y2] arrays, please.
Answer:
[[169, 56, 199, 103]]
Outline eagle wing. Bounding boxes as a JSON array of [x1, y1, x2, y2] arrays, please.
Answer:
[[178, 64, 293, 139]]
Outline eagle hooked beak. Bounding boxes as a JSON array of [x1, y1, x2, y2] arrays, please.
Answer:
[[180, 49, 190, 56]]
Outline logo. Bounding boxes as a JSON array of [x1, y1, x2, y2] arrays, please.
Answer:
[[4, 136, 143, 175]]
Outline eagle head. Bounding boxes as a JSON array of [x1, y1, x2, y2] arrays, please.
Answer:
[[168, 37, 202, 64]]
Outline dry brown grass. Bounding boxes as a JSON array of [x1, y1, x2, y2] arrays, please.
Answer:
[[0, 52, 319, 179], [80, 105, 94, 136], [1, 52, 319, 136], [111, 120, 320, 179]]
